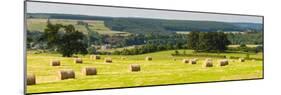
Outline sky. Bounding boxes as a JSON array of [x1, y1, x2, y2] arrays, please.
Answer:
[[26, 1, 263, 23]]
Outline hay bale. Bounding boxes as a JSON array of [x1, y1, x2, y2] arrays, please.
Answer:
[[218, 59, 229, 66], [145, 56, 152, 61], [203, 60, 213, 68], [82, 67, 97, 76], [182, 59, 189, 63], [74, 58, 83, 64], [27, 74, 36, 85], [50, 60, 60, 66], [90, 55, 101, 60], [131, 64, 141, 72], [190, 59, 197, 64], [239, 58, 245, 62], [58, 70, 75, 80], [104, 58, 112, 63]]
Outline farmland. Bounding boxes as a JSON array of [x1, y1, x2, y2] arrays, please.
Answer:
[[27, 18, 130, 36], [26, 50, 263, 93], [26, 13, 263, 94]]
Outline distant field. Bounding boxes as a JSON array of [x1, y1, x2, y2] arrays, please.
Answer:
[[176, 31, 191, 34], [228, 44, 262, 48], [26, 50, 263, 93], [98, 45, 143, 52], [27, 18, 130, 36], [27, 19, 88, 33]]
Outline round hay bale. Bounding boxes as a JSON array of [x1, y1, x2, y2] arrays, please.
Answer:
[[58, 70, 75, 80], [145, 56, 152, 61], [74, 58, 83, 64], [182, 59, 189, 64], [131, 64, 141, 72], [27, 74, 36, 85], [239, 58, 245, 62], [203, 60, 213, 68], [82, 67, 97, 76], [218, 59, 229, 66], [90, 55, 101, 60], [190, 59, 197, 64], [104, 58, 112, 63], [50, 60, 60, 66]]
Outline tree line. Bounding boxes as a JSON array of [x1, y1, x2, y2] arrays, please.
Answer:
[[187, 32, 230, 52]]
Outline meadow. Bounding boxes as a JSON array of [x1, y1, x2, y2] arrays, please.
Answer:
[[27, 18, 130, 36], [26, 49, 263, 94]]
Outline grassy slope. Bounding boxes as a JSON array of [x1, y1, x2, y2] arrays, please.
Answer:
[[85, 20, 130, 36], [27, 19, 88, 33], [26, 50, 263, 93], [27, 18, 130, 36]]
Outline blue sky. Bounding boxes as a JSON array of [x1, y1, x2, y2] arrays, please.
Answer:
[[27, 2, 263, 23]]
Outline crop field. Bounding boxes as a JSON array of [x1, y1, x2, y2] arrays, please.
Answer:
[[26, 50, 263, 94]]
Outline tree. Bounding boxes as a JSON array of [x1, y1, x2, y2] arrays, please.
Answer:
[[216, 32, 230, 52], [87, 46, 96, 54], [57, 25, 88, 57], [187, 32, 230, 52], [240, 44, 246, 48], [42, 23, 88, 57], [187, 32, 199, 51], [42, 22, 62, 49]]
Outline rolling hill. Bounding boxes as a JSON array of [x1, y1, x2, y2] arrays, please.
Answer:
[[27, 13, 263, 34]]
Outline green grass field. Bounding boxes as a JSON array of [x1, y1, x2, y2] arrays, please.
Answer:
[[27, 19, 88, 33], [27, 18, 130, 36], [26, 50, 263, 94]]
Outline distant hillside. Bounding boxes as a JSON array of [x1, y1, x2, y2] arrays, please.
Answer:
[[27, 13, 263, 34], [231, 23, 263, 31]]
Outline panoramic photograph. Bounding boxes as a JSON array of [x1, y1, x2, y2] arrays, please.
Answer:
[[25, 1, 263, 94]]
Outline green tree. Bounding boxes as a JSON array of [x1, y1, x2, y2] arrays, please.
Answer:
[[187, 32, 199, 51], [87, 46, 96, 54], [188, 32, 230, 52], [57, 25, 88, 57], [42, 22, 62, 49], [216, 32, 230, 52], [42, 23, 88, 57]]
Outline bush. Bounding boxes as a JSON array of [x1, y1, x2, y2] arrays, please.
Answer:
[[240, 44, 246, 48], [87, 47, 96, 54]]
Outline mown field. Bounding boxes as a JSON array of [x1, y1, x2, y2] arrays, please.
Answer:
[[26, 50, 263, 94]]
